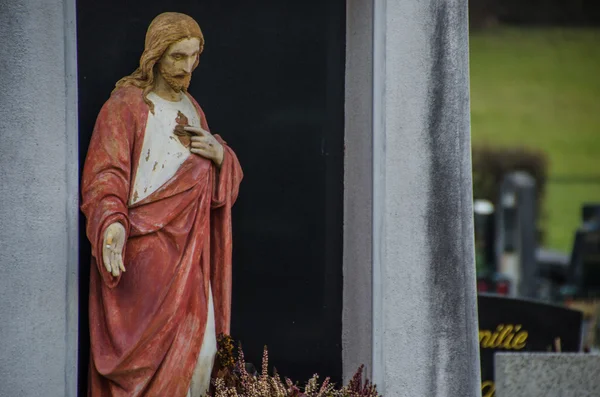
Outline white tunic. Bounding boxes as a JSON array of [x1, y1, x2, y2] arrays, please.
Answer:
[[130, 92, 199, 205], [130, 92, 217, 396], [188, 286, 217, 397]]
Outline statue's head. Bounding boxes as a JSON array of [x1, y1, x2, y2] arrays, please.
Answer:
[[115, 12, 204, 111]]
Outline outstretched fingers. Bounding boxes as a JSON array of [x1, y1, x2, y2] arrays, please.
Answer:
[[110, 252, 120, 277], [103, 230, 113, 273], [102, 247, 112, 273], [118, 254, 126, 273]]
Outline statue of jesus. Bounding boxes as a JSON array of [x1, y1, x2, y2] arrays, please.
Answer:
[[81, 12, 243, 397]]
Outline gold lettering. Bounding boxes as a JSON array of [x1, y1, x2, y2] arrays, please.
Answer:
[[502, 324, 519, 348], [495, 324, 513, 348], [488, 325, 503, 347], [511, 330, 528, 349], [481, 380, 495, 397], [479, 330, 492, 348], [479, 324, 528, 350]]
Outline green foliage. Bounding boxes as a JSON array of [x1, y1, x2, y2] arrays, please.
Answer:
[[469, 0, 600, 29]]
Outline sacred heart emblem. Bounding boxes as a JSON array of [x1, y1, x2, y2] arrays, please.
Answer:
[[173, 111, 192, 148]]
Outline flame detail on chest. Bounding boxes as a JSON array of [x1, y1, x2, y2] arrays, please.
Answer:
[[174, 111, 192, 147]]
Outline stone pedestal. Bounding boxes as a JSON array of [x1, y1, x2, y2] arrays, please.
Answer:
[[495, 353, 600, 397], [344, 0, 481, 395]]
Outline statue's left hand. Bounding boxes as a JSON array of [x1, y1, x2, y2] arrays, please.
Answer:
[[185, 126, 224, 167]]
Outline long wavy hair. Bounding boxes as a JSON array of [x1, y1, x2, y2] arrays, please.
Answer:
[[114, 12, 204, 113]]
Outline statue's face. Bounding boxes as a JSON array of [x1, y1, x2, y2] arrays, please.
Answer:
[[158, 37, 201, 92]]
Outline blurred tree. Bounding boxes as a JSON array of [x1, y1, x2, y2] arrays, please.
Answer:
[[469, 0, 600, 29]]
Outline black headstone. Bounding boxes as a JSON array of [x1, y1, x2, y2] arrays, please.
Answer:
[[477, 294, 583, 397]]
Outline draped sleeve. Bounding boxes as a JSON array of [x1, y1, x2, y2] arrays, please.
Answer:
[[81, 93, 135, 288], [211, 136, 243, 209], [191, 108, 242, 337]]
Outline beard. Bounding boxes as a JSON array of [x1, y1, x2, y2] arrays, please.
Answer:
[[158, 65, 192, 92]]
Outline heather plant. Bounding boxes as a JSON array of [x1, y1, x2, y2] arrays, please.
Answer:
[[210, 334, 381, 397]]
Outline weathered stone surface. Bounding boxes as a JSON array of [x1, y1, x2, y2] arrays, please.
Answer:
[[344, 0, 480, 395], [0, 0, 78, 396], [496, 353, 600, 397]]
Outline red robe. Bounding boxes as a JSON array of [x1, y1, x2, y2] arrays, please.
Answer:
[[81, 86, 243, 396]]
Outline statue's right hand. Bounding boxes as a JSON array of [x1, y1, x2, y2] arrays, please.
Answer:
[[102, 222, 126, 277]]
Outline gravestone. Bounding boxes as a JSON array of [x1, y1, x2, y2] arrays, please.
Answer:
[[568, 204, 600, 297], [478, 294, 583, 397], [495, 172, 537, 298], [495, 353, 600, 397]]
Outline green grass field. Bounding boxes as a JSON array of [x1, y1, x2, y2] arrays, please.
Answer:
[[469, 27, 600, 252]]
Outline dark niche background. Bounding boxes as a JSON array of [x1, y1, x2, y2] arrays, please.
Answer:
[[77, 0, 345, 394]]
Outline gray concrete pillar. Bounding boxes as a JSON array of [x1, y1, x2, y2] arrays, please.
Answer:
[[343, 0, 375, 382], [0, 0, 79, 396], [344, 0, 481, 395]]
